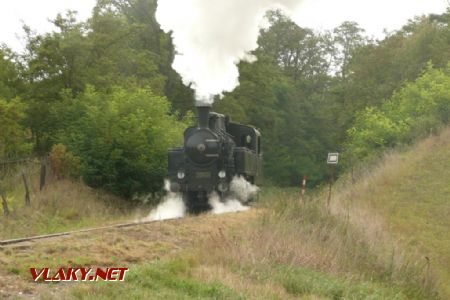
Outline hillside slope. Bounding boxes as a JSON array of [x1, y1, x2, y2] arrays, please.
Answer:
[[332, 128, 450, 299]]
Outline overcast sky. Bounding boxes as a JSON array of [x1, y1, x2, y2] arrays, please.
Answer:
[[0, 0, 448, 52]]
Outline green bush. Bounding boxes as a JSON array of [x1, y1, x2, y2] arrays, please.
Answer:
[[49, 143, 81, 179], [55, 86, 189, 198], [0, 97, 32, 161], [347, 63, 450, 160]]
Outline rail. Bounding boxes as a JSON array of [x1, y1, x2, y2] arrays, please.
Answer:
[[0, 218, 179, 246]]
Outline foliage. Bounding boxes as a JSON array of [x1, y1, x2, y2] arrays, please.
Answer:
[[49, 143, 81, 179], [54, 86, 188, 198], [347, 63, 450, 159], [0, 98, 31, 161], [216, 12, 358, 186], [21, 3, 193, 154], [1, 1, 450, 191], [0, 46, 22, 99]]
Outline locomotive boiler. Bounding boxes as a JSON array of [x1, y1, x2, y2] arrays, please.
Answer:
[[168, 105, 262, 213]]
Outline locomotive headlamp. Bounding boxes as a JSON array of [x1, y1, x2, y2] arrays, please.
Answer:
[[177, 170, 185, 179], [218, 170, 226, 179]]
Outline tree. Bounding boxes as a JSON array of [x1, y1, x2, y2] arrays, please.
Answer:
[[259, 10, 334, 81], [0, 46, 22, 99], [347, 63, 450, 160], [0, 98, 31, 161], [333, 21, 367, 80], [54, 86, 188, 198]]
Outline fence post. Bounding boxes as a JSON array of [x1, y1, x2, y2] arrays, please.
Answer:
[[0, 190, 9, 216], [326, 153, 339, 210], [300, 176, 307, 202], [40, 157, 47, 191], [22, 171, 31, 206], [327, 168, 334, 209]]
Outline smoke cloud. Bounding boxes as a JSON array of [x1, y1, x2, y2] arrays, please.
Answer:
[[141, 180, 186, 221], [229, 176, 260, 203], [156, 0, 302, 104], [141, 177, 259, 219], [209, 192, 250, 214], [209, 176, 259, 214]]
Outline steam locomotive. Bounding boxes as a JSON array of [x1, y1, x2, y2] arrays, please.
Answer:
[[168, 105, 262, 213]]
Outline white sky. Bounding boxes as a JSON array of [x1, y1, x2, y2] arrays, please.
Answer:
[[0, 0, 448, 52], [294, 0, 449, 38]]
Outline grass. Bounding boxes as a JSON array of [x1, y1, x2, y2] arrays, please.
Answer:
[[64, 191, 427, 299], [69, 257, 244, 300], [69, 255, 406, 300], [3, 129, 450, 299], [0, 159, 141, 240], [195, 195, 431, 299], [0, 173, 134, 240], [330, 128, 450, 298]]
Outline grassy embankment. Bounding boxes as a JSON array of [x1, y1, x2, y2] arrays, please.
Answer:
[[330, 128, 450, 298], [70, 130, 450, 299], [0, 165, 133, 240]]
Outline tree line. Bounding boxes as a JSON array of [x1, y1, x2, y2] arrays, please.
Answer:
[[1, 0, 449, 198]]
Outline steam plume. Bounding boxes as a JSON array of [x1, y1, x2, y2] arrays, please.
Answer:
[[142, 180, 186, 221], [209, 176, 259, 214], [156, 0, 302, 104], [229, 176, 260, 203], [209, 192, 250, 214]]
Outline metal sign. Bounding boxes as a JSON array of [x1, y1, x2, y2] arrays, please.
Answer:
[[327, 153, 339, 165]]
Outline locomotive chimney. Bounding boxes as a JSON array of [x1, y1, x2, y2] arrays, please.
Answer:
[[197, 104, 211, 129]]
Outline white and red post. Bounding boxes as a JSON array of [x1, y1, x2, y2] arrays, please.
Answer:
[[301, 175, 307, 201]]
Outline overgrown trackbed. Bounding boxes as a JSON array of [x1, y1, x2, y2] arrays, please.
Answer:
[[0, 209, 260, 299]]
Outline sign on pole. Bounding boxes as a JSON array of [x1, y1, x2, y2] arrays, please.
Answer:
[[326, 152, 339, 209], [327, 153, 339, 165]]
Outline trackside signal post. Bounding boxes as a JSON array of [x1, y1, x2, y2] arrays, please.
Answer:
[[300, 176, 307, 202], [327, 153, 339, 208]]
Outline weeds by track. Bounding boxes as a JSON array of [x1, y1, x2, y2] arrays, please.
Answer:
[[0, 209, 252, 246], [0, 218, 173, 246]]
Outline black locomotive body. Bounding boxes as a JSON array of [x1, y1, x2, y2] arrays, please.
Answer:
[[168, 105, 262, 212]]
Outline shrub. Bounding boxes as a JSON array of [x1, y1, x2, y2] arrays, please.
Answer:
[[0, 97, 32, 161], [49, 144, 81, 179], [347, 62, 450, 160], [55, 86, 188, 198]]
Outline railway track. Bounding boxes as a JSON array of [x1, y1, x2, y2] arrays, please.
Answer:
[[0, 218, 173, 247]]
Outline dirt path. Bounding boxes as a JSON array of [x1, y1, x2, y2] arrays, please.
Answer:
[[0, 210, 260, 299]]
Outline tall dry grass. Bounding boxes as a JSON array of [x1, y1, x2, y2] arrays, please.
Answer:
[[0, 177, 131, 240], [197, 185, 439, 299], [327, 128, 450, 299]]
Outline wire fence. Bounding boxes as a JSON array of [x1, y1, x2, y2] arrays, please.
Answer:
[[0, 158, 33, 166], [0, 157, 51, 216]]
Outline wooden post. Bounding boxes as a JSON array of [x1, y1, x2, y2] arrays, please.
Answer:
[[22, 171, 31, 206], [327, 166, 335, 209], [350, 154, 356, 185], [40, 157, 47, 191], [1, 190, 9, 216], [326, 153, 339, 210], [300, 176, 307, 202]]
